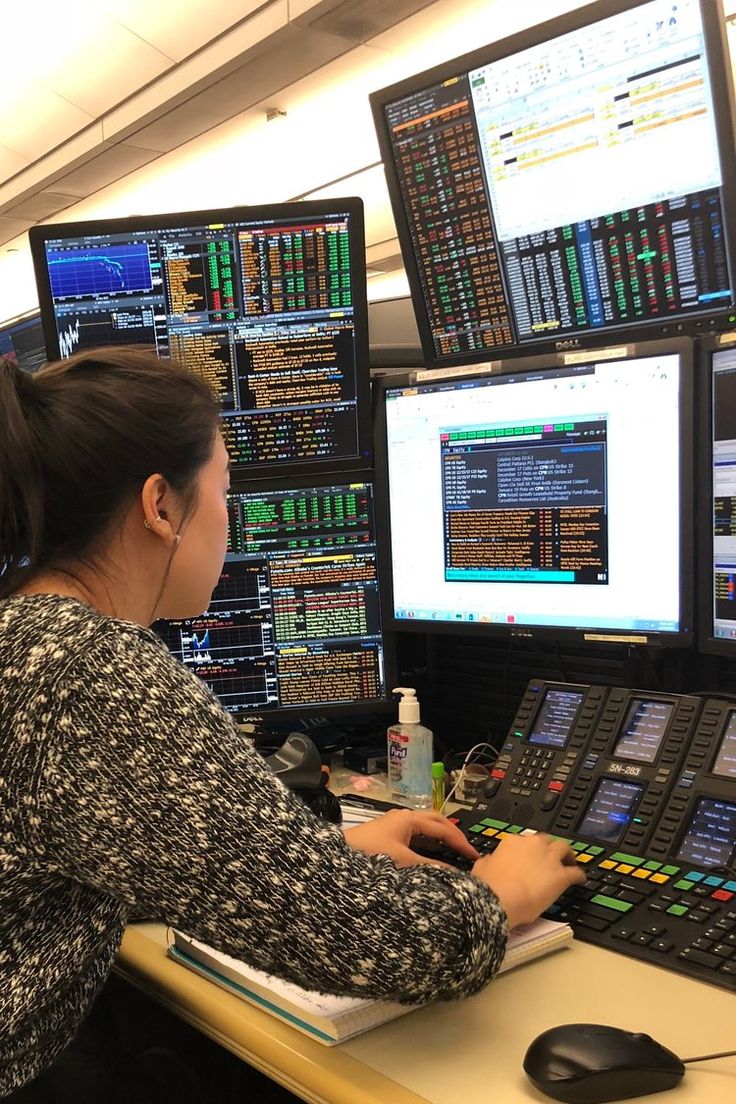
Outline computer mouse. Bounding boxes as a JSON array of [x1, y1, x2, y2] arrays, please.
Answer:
[[522, 1023, 685, 1104]]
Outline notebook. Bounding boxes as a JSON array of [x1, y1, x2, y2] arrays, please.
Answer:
[[168, 917, 572, 1045]]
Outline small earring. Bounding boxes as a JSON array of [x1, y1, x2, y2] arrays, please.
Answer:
[[173, 534, 181, 547], [143, 519, 152, 530]]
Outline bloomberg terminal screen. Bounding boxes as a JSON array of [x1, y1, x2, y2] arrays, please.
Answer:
[[155, 480, 388, 717], [34, 206, 366, 470], [373, 0, 734, 361]]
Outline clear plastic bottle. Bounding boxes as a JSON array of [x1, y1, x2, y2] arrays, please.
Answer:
[[387, 687, 433, 808]]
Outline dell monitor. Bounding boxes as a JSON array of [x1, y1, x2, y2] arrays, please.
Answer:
[[155, 476, 393, 721], [29, 200, 372, 477], [0, 311, 47, 374], [370, 0, 736, 366], [699, 336, 736, 653], [374, 339, 694, 645]]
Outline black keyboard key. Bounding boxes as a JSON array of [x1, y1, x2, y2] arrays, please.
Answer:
[[690, 937, 714, 951], [651, 939, 675, 953], [630, 932, 653, 946], [712, 943, 733, 958], [719, 960, 736, 975], [576, 914, 612, 932], [678, 947, 722, 969]]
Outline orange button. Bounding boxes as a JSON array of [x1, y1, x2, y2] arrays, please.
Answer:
[[616, 864, 634, 874], [632, 868, 651, 879], [649, 873, 669, 884]]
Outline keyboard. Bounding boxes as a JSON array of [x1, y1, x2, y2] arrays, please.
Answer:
[[448, 811, 736, 992]]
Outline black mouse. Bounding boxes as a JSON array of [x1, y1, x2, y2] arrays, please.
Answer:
[[523, 1023, 685, 1104]]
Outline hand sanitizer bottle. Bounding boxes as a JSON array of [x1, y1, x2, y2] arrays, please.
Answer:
[[387, 687, 433, 808]]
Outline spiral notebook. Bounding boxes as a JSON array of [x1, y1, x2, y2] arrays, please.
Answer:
[[168, 918, 572, 1045]]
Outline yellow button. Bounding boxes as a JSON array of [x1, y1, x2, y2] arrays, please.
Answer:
[[632, 868, 651, 879], [599, 859, 617, 869], [649, 873, 669, 884], [616, 864, 634, 874], [495, 831, 512, 840], [482, 828, 498, 837], [576, 853, 595, 863]]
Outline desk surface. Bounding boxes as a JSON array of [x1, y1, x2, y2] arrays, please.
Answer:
[[117, 923, 736, 1104]]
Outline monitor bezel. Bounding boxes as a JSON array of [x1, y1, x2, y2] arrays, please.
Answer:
[[28, 198, 374, 481], [155, 468, 397, 724], [697, 333, 736, 655], [370, 0, 736, 368], [373, 336, 696, 647]]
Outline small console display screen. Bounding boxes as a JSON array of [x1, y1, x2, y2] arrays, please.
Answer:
[[578, 778, 642, 844], [676, 798, 736, 868], [528, 689, 584, 749], [613, 699, 674, 764], [712, 713, 736, 779]]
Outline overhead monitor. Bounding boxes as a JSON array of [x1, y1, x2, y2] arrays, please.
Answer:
[[0, 311, 47, 373], [155, 476, 393, 721], [374, 339, 694, 646], [371, 0, 736, 366], [699, 336, 736, 653], [29, 200, 372, 476]]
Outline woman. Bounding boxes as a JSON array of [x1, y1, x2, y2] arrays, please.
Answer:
[[0, 347, 584, 1098]]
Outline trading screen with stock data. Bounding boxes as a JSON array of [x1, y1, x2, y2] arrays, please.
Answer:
[[371, 0, 736, 365], [29, 201, 370, 474], [155, 479, 389, 719]]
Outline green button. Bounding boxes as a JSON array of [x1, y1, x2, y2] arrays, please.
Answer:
[[643, 860, 662, 871], [468, 825, 487, 833], [481, 819, 508, 830], [610, 852, 644, 866], [660, 865, 680, 876], [506, 824, 523, 834], [666, 904, 688, 917], [674, 879, 694, 891], [590, 894, 633, 913], [587, 846, 605, 855], [572, 841, 588, 852], [549, 836, 575, 845]]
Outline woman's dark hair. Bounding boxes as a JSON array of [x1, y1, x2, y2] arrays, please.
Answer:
[[0, 346, 221, 598]]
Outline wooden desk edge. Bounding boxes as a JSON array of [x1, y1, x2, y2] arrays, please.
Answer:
[[116, 926, 430, 1104]]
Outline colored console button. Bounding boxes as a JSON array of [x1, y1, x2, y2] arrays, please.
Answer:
[[587, 846, 605, 855], [599, 859, 617, 870], [643, 860, 662, 871], [590, 894, 633, 913], [495, 831, 512, 840], [704, 875, 724, 888], [490, 769, 506, 779], [576, 853, 595, 863], [571, 841, 588, 852], [712, 889, 734, 902], [682, 870, 704, 882], [724, 881, 736, 893], [481, 819, 508, 830], [548, 781, 564, 792], [468, 825, 487, 833], [506, 824, 524, 834], [616, 864, 634, 875], [660, 865, 680, 876], [610, 852, 644, 866], [649, 873, 670, 884], [674, 879, 694, 891], [632, 869, 652, 880], [482, 828, 499, 837], [666, 904, 689, 917]]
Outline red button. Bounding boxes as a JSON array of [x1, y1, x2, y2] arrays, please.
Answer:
[[712, 889, 734, 902], [548, 781, 564, 792], [491, 769, 506, 779]]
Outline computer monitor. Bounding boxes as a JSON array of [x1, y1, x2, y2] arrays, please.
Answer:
[[370, 0, 736, 366], [699, 336, 736, 654], [374, 339, 694, 646], [0, 311, 47, 373], [29, 200, 372, 476], [155, 475, 394, 721]]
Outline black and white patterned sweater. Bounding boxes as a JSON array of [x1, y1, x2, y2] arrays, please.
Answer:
[[0, 594, 508, 1095]]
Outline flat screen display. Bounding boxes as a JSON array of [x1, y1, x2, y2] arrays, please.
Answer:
[[0, 312, 47, 373], [155, 478, 391, 719], [371, 0, 736, 366], [613, 699, 673, 763], [578, 777, 643, 843], [29, 201, 371, 475], [676, 796, 736, 867], [528, 688, 584, 748], [703, 345, 736, 650], [377, 342, 693, 643], [712, 712, 736, 779]]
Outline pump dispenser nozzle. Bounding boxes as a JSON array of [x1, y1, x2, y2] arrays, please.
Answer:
[[392, 686, 420, 724]]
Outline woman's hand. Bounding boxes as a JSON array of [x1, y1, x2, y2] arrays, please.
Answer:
[[472, 832, 587, 929], [342, 808, 480, 868]]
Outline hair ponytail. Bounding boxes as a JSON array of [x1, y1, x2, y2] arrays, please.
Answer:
[[0, 346, 221, 600], [0, 357, 44, 597]]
